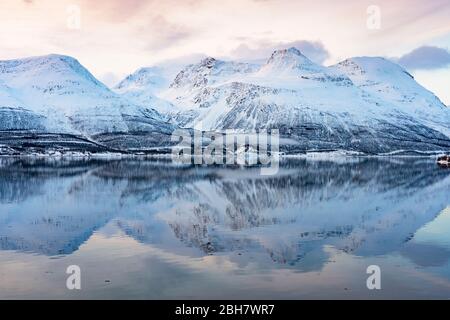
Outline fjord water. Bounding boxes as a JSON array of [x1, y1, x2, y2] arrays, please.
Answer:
[[0, 158, 449, 299]]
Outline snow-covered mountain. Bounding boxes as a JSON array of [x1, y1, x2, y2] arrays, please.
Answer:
[[117, 47, 450, 154], [332, 57, 450, 138], [113, 66, 174, 117], [0, 54, 173, 137], [1, 49, 450, 154]]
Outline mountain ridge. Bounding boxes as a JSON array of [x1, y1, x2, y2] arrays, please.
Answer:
[[0, 54, 175, 153], [119, 47, 450, 154], [1, 49, 450, 155]]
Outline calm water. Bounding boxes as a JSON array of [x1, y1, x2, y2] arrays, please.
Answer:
[[0, 157, 449, 299]]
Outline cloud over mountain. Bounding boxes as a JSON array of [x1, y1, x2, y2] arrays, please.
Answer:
[[230, 40, 330, 64], [397, 46, 450, 70]]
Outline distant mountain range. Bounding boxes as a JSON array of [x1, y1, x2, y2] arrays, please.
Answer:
[[1, 48, 450, 155]]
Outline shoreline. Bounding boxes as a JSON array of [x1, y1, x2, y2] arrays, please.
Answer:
[[0, 149, 447, 160]]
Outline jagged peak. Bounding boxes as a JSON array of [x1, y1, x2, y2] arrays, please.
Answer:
[[194, 56, 253, 70], [199, 57, 218, 68], [169, 56, 258, 89], [267, 47, 312, 64], [261, 47, 320, 74], [271, 47, 304, 57]]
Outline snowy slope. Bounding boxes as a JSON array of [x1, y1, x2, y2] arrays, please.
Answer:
[[0, 80, 45, 131], [162, 57, 260, 110], [113, 67, 175, 117], [332, 57, 450, 137], [122, 47, 449, 154], [7, 49, 444, 154], [0, 54, 173, 136]]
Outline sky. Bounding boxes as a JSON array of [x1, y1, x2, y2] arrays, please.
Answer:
[[0, 0, 449, 104]]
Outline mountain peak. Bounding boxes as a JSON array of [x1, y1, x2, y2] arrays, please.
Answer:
[[267, 47, 310, 63], [169, 57, 258, 90], [333, 56, 448, 111], [1, 54, 80, 70], [334, 56, 415, 82], [274, 47, 304, 56], [115, 66, 165, 91], [199, 57, 218, 68], [0, 53, 105, 89], [337, 57, 406, 73], [260, 47, 320, 75], [37, 53, 78, 63]]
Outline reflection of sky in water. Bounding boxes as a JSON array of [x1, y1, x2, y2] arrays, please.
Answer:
[[414, 208, 450, 247], [399, 208, 450, 281], [0, 158, 449, 299]]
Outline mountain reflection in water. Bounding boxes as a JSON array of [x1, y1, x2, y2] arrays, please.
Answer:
[[0, 157, 449, 299]]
